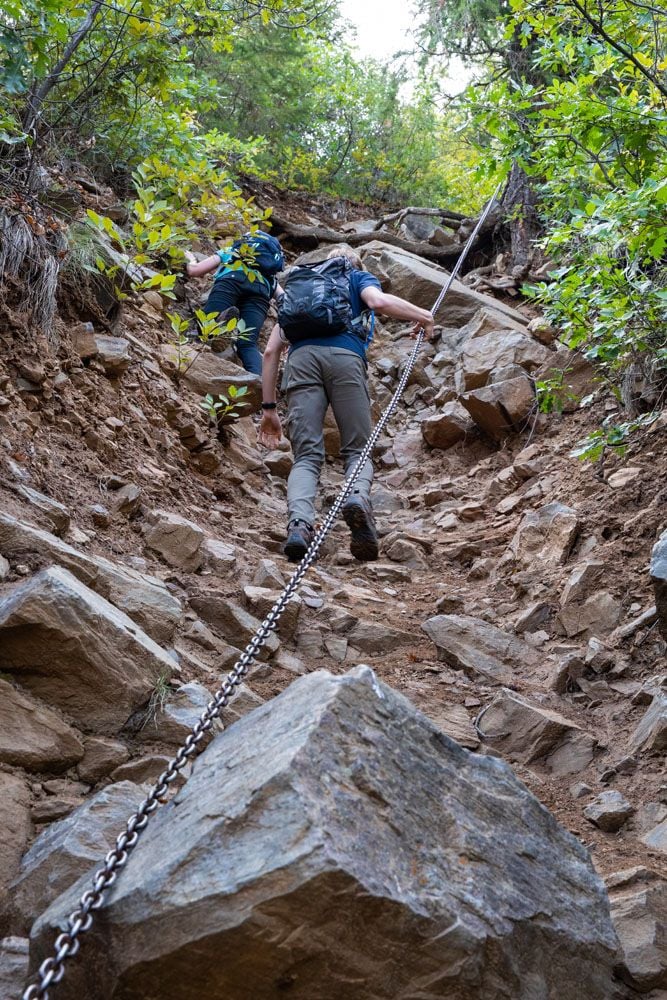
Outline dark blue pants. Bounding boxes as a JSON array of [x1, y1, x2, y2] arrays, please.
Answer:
[[203, 271, 271, 375]]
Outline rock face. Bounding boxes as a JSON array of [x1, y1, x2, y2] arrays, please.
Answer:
[[0, 567, 174, 731], [10, 782, 148, 935], [651, 529, 667, 640], [421, 614, 541, 684], [31, 667, 618, 1000], [0, 513, 182, 643], [0, 679, 84, 772]]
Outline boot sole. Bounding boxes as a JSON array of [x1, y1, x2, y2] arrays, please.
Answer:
[[342, 503, 379, 562], [283, 539, 309, 563]]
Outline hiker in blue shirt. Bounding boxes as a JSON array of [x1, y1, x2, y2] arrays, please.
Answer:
[[184, 232, 284, 375], [259, 246, 434, 563]]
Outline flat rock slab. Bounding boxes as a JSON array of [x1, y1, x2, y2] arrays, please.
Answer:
[[0, 513, 182, 643], [421, 614, 541, 684], [32, 667, 617, 1000], [358, 241, 528, 326], [0, 567, 175, 732], [9, 781, 148, 936], [0, 678, 84, 772], [11, 484, 70, 536], [189, 594, 280, 660], [161, 346, 262, 414], [631, 694, 667, 752]]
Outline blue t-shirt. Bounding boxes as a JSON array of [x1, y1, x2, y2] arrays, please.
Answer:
[[288, 269, 381, 360]]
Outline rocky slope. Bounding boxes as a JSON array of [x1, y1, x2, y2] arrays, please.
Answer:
[[0, 190, 666, 997]]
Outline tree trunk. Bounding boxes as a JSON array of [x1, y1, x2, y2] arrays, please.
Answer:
[[501, 160, 541, 278]]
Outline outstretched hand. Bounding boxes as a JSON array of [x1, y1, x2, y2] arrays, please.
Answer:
[[411, 313, 435, 341], [258, 410, 282, 450]]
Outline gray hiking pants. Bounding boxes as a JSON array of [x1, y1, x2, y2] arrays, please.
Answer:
[[284, 344, 373, 525]]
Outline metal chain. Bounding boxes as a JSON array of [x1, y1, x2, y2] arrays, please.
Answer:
[[22, 186, 502, 1000]]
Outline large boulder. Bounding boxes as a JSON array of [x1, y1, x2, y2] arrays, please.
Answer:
[[0, 567, 175, 732], [31, 667, 618, 999], [0, 514, 182, 643], [9, 781, 148, 936], [651, 529, 667, 640], [421, 614, 542, 684], [358, 241, 529, 326], [0, 679, 84, 772]]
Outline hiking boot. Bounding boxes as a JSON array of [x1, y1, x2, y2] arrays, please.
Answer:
[[209, 307, 240, 352], [342, 493, 379, 562], [284, 519, 314, 563]]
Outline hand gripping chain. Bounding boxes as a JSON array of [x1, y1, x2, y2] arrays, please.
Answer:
[[22, 184, 502, 1000]]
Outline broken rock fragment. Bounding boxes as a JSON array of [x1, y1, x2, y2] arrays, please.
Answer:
[[421, 614, 541, 684], [478, 688, 597, 775], [584, 791, 635, 832], [0, 567, 175, 731], [460, 376, 535, 440], [144, 509, 206, 572], [420, 401, 474, 449], [606, 867, 667, 992], [651, 528, 667, 640], [510, 502, 580, 569], [32, 666, 618, 1000], [0, 679, 84, 772], [0, 514, 182, 643]]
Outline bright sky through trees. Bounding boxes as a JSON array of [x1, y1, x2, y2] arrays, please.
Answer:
[[338, 0, 471, 93]]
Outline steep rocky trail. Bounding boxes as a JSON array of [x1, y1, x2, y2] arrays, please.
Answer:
[[1, 195, 666, 996]]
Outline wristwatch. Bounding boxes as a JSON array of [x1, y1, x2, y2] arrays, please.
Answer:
[[261, 402, 277, 410]]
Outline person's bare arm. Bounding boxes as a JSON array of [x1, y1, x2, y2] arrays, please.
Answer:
[[185, 253, 223, 278], [360, 286, 435, 339], [258, 324, 286, 448]]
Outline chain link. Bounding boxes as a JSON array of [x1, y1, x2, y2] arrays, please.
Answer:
[[22, 185, 502, 1000]]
